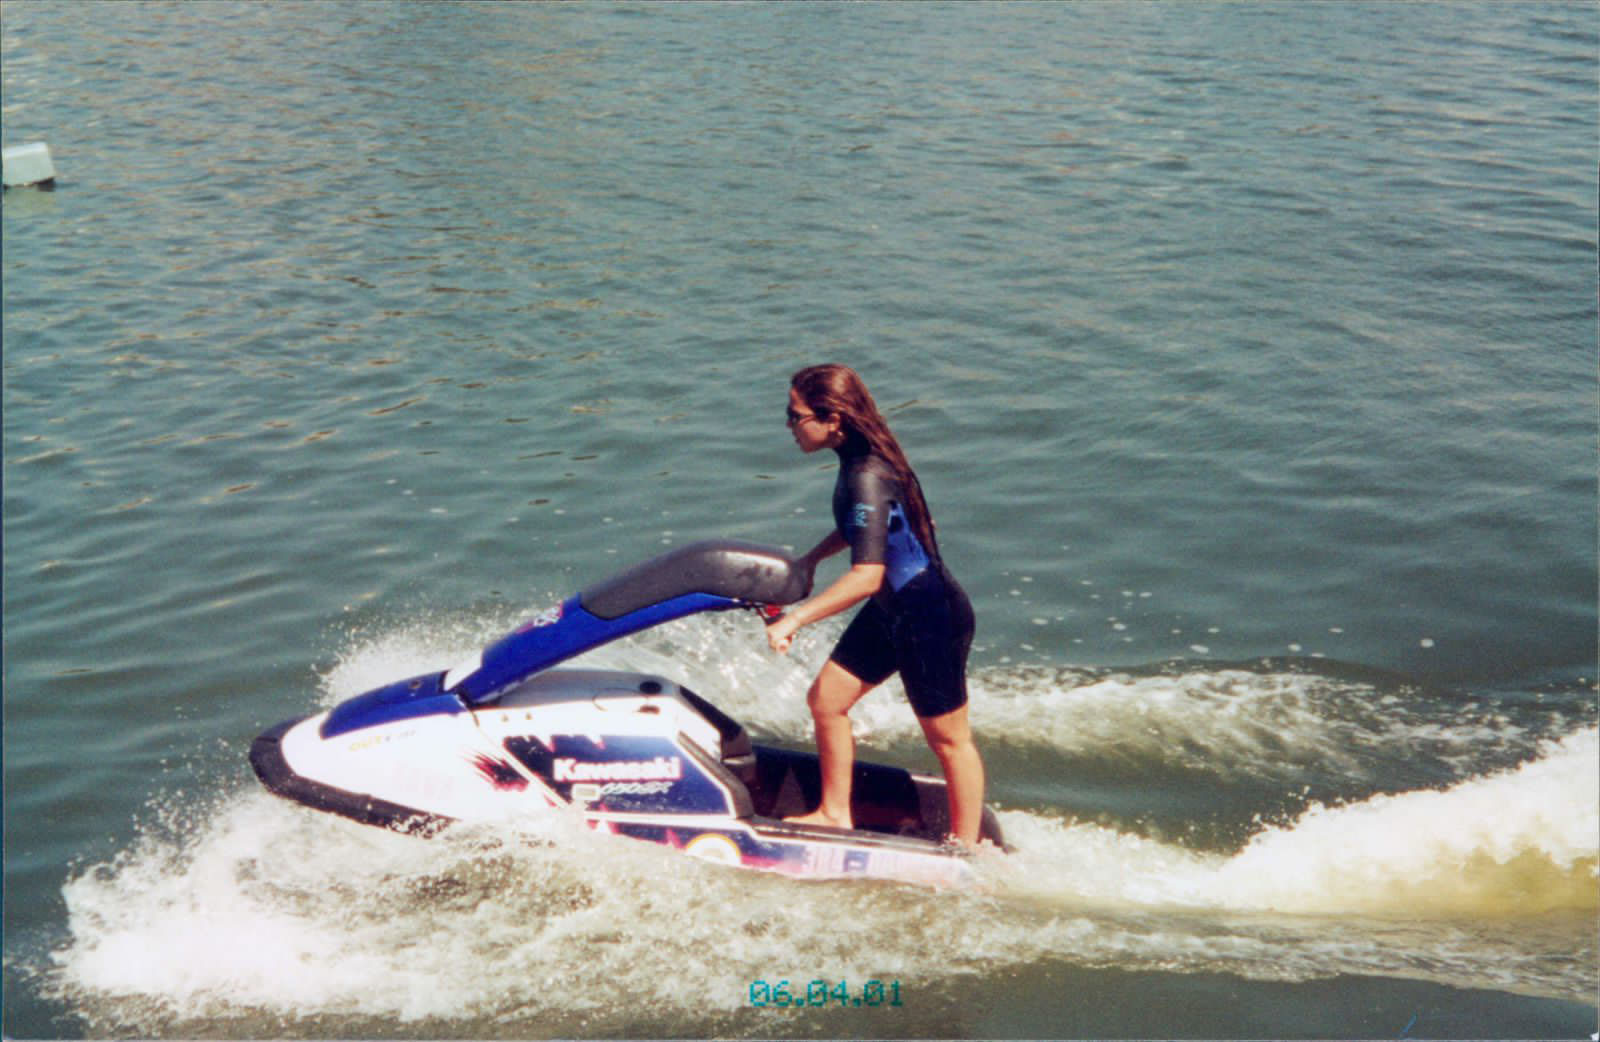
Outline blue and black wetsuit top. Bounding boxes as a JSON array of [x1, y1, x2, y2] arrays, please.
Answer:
[[832, 447, 942, 600], [828, 442, 975, 716]]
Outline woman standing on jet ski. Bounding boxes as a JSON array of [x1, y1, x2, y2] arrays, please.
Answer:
[[766, 364, 987, 848]]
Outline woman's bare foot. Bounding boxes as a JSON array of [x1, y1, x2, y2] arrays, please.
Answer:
[[784, 808, 853, 830], [940, 833, 981, 855]]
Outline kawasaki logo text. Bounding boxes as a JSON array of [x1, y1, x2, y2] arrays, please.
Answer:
[[552, 756, 684, 783]]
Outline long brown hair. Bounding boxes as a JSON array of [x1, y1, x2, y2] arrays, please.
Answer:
[[790, 364, 941, 558]]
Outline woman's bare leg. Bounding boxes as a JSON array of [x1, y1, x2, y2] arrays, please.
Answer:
[[917, 705, 985, 846], [786, 660, 875, 829]]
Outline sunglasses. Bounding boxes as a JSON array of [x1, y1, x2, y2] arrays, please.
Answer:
[[786, 407, 821, 427]]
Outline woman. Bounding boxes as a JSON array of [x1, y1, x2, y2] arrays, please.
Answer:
[[765, 364, 986, 847]]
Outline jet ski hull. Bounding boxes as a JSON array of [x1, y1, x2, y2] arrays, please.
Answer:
[[251, 669, 1002, 887]]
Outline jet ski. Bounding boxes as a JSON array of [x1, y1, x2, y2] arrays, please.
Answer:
[[251, 539, 1007, 886]]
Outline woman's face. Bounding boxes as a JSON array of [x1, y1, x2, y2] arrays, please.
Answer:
[[787, 386, 841, 453]]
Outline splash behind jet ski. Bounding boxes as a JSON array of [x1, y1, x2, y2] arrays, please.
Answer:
[[250, 540, 1006, 886]]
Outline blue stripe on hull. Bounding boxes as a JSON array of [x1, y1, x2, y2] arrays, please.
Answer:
[[320, 672, 461, 739]]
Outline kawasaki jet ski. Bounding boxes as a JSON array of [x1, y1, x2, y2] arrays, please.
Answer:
[[251, 540, 1006, 886]]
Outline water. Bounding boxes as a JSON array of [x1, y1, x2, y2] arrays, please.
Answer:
[[3, 2, 1595, 1037]]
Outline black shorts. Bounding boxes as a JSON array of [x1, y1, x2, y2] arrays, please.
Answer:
[[828, 570, 975, 718]]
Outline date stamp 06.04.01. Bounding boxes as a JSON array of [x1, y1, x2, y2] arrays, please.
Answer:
[[748, 979, 903, 1009]]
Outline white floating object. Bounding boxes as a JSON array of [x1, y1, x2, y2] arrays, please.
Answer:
[[3, 142, 57, 188]]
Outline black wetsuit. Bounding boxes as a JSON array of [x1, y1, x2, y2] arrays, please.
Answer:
[[827, 445, 975, 718]]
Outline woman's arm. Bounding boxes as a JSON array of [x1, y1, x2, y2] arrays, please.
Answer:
[[801, 529, 848, 567], [766, 561, 884, 654], [785, 529, 846, 602]]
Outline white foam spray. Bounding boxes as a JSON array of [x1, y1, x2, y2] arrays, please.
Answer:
[[45, 616, 1597, 1032], [993, 727, 1598, 919]]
